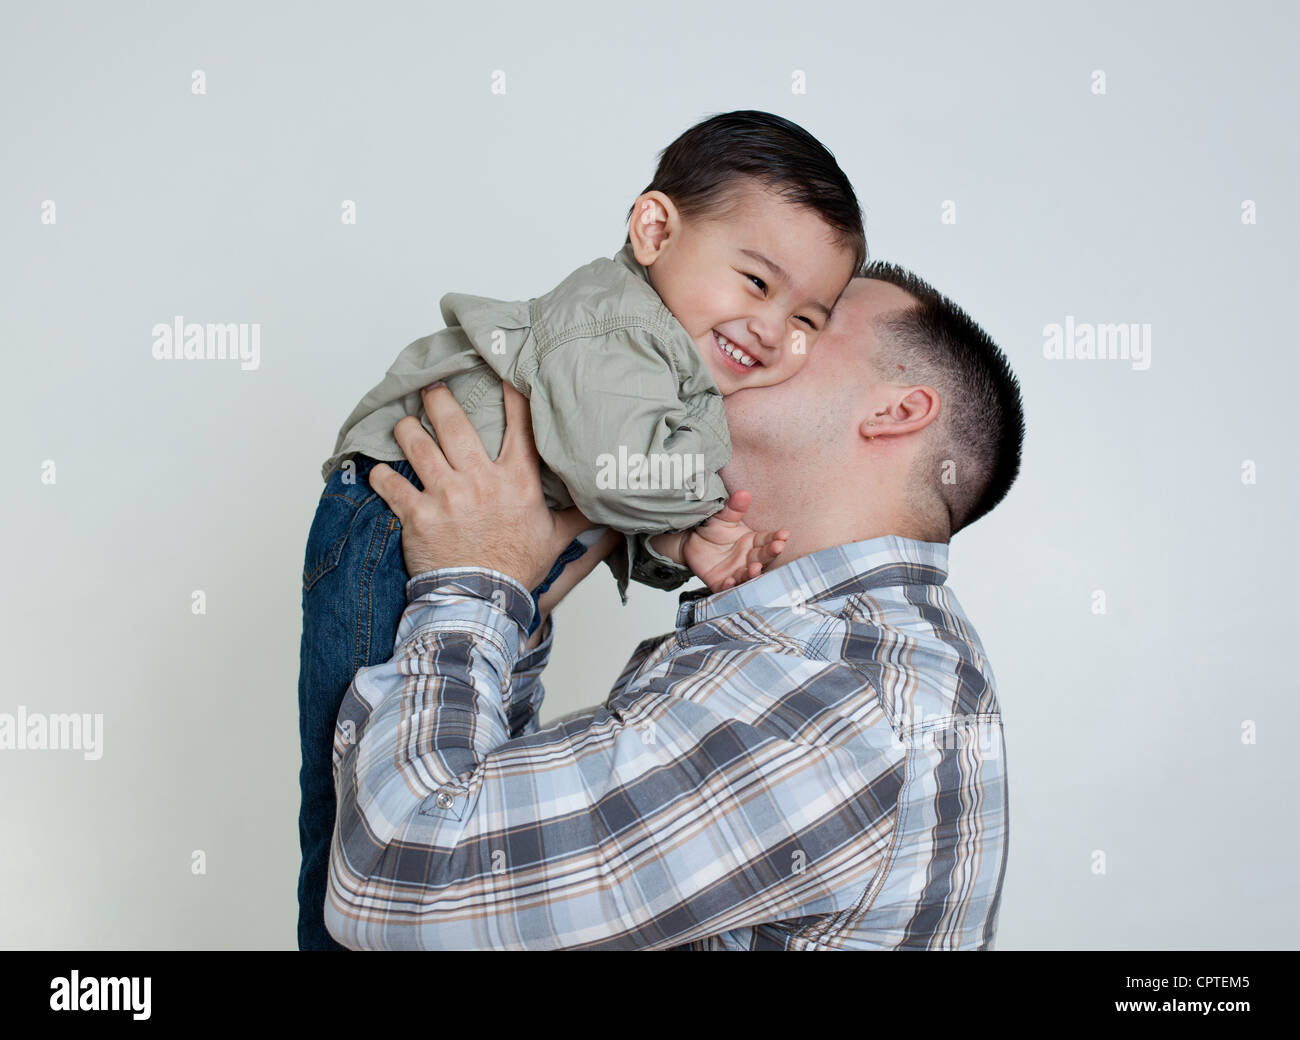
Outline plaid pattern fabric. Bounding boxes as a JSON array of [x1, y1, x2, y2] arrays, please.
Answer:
[[325, 534, 1008, 949]]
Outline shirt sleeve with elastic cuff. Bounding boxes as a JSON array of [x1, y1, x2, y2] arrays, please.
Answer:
[[509, 613, 554, 738]]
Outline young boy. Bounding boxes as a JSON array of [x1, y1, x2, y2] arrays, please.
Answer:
[[297, 110, 866, 949]]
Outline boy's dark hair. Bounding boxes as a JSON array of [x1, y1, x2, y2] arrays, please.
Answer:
[[627, 110, 868, 271], [862, 261, 1025, 538]]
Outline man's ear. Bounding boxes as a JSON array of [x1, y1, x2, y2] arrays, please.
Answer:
[[627, 191, 678, 265], [860, 385, 941, 441]]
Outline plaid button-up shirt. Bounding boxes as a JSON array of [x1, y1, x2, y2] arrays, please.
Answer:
[[325, 535, 1009, 950]]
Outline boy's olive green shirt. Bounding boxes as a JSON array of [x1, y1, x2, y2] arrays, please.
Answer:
[[323, 243, 727, 601]]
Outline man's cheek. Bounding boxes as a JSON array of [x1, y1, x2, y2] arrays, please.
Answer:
[[781, 343, 813, 381]]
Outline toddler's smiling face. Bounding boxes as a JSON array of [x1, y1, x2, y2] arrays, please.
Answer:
[[630, 180, 859, 396]]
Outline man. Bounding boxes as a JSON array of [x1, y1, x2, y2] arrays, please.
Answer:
[[322, 264, 1025, 950]]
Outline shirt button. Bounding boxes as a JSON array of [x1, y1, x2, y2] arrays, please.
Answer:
[[435, 791, 454, 809]]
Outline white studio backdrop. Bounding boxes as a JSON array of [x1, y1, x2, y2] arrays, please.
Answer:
[[1, 0, 1296, 949]]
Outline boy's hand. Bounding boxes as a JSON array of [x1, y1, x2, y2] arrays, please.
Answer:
[[681, 490, 789, 592]]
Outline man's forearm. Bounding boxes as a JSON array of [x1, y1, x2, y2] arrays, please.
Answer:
[[333, 568, 535, 780]]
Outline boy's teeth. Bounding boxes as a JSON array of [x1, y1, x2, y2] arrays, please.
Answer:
[[716, 332, 756, 367]]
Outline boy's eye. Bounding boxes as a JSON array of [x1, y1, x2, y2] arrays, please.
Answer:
[[742, 270, 817, 330]]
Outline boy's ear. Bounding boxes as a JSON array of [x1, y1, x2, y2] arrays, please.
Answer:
[[627, 191, 678, 265]]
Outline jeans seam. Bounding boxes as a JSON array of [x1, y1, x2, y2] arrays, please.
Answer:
[[355, 513, 400, 673], [320, 491, 376, 506]]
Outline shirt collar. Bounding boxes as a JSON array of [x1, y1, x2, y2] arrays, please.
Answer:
[[608, 241, 721, 402], [676, 534, 950, 628], [613, 240, 650, 284]]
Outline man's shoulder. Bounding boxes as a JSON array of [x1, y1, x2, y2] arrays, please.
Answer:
[[741, 535, 1000, 723], [833, 578, 1002, 724]]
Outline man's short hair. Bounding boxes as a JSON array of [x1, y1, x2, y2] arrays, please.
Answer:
[[627, 110, 868, 271], [863, 262, 1025, 539]]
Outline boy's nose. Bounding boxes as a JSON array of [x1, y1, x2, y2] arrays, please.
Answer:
[[745, 312, 787, 354]]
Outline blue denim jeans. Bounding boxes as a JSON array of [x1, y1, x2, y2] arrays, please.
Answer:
[[296, 453, 584, 950]]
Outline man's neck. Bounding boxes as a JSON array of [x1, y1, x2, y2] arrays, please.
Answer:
[[723, 448, 946, 565], [762, 505, 943, 573]]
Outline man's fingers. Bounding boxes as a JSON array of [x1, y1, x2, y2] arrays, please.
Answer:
[[392, 414, 450, 488], [421, 382, 487, 470], [499, 383, 541, 466], [369, 462, 423, 520]]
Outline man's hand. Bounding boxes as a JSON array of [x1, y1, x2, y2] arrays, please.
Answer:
[[369, 382, 591, 591], [680, 490, 789, 592]]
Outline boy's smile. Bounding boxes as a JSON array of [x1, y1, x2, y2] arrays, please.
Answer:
[[712, 328, 761, 371]]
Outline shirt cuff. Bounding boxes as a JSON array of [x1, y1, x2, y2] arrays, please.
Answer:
[[515, 613, 554, 678], [629, 532, 696, 591], [403, 566, 536, 652]]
